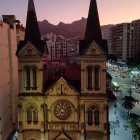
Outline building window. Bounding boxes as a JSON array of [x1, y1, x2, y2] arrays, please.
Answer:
[[94, 109, 99, 125], [27, 108, 32, 122], [33, 109, 38, 122], [88, 109, 93, 125], [32, 67, 37, 89], [25, 67, 30, 90], [86, 66, 93, 90], [27, 105, 38, 124], [88, 105, 99, 125], [94, 66, 100, 90]]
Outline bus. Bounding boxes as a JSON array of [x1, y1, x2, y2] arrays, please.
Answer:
[[112, 81, 120, 91]]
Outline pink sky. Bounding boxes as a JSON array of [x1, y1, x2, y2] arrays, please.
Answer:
[[0, 0, 140, 25]]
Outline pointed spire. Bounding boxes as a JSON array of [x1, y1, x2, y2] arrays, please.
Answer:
[[84, 0, 102, 45], [25, 0, 41, 42]]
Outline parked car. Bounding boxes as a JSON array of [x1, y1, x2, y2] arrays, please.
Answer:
[[135, 89, 140, 93]]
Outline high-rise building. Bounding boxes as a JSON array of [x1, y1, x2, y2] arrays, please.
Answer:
[[102, 20, 140, 61], [0, 15, 19, 140], [44, 33, 79, 60], [130, 19, 140, 61], [16, 0, 109, 140], [55, 35, 67, 60], [115, 23, 131, 61], [102, 25, 114, 54]]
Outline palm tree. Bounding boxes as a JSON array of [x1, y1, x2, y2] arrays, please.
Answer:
[[133, 126, 140, 140], [122, 96, 135, 115], [128, 113, 140, 129]]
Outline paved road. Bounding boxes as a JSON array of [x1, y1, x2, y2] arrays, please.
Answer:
[[109, 102, 133, 140], [108, 67, 140, 140]]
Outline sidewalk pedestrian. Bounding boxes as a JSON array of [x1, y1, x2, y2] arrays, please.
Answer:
[[114, 129, 116, 135]]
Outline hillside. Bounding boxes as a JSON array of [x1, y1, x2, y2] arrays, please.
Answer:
[[38, 18, 113, 38]]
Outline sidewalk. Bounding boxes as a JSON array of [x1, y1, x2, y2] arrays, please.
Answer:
[[109, 102, 133, 140]]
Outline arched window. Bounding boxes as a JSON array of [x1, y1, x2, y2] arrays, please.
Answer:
[[94, 109, 99, 125], [94, 66, 100, 90], [27, 108, 32, 122], [32, 67, 37, 89], [88, 105, 99, 125], [25, 66, 30, 89], [27, 105, 38, 124], [88, 109, 93, 125], [86, 66, 93, 90], [33, 109, 38, 122]]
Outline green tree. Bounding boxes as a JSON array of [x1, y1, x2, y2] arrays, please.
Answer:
[[133, 126, 140, 140], [122, 96, 135, 115], [128, 113, 140, 129]]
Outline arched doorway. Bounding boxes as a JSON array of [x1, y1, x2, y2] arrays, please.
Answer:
[[58, 139, 68, 140], [28, 138, 38, 140]]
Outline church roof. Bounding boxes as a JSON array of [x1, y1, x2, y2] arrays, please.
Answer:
[[16, 0, 45, 55], [84, 0, 102, 46], [43, 62, 81, 93], [25, 0, 41, 42], [79, 0, 108, 54], [64, 62, 81, 81], [44, 76, 81, 94]]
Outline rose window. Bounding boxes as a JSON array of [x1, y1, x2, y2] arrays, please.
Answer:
[[54, 101, 71, 120]]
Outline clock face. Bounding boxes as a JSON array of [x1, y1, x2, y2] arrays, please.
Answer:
[[54, 101, 71, 120]]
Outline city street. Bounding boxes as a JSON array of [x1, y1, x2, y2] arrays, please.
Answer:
[[109, 102, 132, 140], [108, 66, 140, 140]]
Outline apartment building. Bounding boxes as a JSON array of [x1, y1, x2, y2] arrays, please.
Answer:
[[43, 33, 79, 60], [55, 35, 67, 59], [67, 37, 79, 57], [102, 20, 140, 61], [130, 19, 140, 61], [16, 23, 25, 44], [0, 15, 19, 140], [102, 25, 114, 54], [115, 23, 131, 60]]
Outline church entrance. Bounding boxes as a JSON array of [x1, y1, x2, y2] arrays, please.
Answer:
[[58, 139, 69, 140], [28, 138, 38, 140]]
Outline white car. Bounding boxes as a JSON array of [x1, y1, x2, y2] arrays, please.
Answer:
[[131, 85, 136, 89], [135, 89, 140, 93]]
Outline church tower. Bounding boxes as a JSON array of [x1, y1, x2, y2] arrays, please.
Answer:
[[16, 0, 47, 139], [80, 0, 109, 139]]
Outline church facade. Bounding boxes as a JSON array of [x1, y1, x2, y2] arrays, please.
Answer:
[[16, 0, 109, 140]]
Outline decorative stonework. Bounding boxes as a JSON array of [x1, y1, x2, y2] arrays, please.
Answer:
[[49, 124, 78, 131], [84, 41, 105, 56], [19, 42, 41, 57], [54, 101, 71, 120], [46, 77, 79, 96]]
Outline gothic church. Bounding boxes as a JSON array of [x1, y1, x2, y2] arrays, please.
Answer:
[[16, 0, 109, 140]]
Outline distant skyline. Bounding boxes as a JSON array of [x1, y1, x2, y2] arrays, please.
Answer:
[[0, 0, 140, 26]]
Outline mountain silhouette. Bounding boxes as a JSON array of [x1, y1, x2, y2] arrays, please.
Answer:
[[38, 18, 113, 38], [38, 17, 86, 39]]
